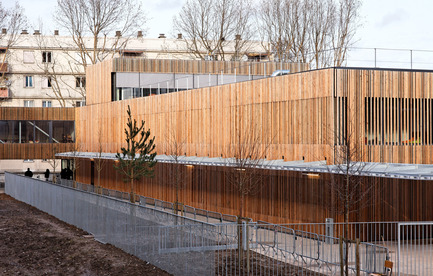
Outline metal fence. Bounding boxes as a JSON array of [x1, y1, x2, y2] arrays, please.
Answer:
[[7, 173, 429, 275], [57, 178, 238, 223]]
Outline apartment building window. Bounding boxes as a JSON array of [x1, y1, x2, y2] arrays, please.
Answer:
[[76, 77, 86, 88], [43, 77, 52, 88], [24, 100, 34, 107], [75, 101, 85, 107], [42, 101, 52, 107], [42, 51, 52, 63], [24, 76, 33, 87], [23, 51, 35, 63]]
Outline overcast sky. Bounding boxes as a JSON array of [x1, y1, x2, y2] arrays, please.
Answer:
[[4, 0, 433, 68]]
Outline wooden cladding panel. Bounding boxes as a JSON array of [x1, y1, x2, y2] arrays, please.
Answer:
[[0, 143, 75, 159], [77, 68, 334, 162], [335, 69, 433, 164], [112, 58, 309, 75], [80, 67, 433, 164], [86, 60, 114, 106], [0, 107, 75, 121], [77, 160, 433, 224]]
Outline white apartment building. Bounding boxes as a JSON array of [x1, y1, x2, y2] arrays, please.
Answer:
[[0, 29, 269, 179], [0, 29, 269, 108]]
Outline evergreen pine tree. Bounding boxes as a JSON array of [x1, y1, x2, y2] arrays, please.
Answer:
[[114, 105, 157, 202]]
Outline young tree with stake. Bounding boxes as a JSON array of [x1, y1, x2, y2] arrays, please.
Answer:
[[114, 105, 156, 203]]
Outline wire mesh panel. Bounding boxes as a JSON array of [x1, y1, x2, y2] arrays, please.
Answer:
[[398, 222, 433, 276], [7, 173, 426, 276]]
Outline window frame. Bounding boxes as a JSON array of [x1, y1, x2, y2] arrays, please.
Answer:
[[24, 76, 34, 88], [24, 100, 34, 107], [75, 77, 86, 88], [42, 100, 52, 107], [42, 51, 52, 63]]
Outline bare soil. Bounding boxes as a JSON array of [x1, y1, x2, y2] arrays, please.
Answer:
[[0, 192, 171, 276], [215, 250, 326, 276]]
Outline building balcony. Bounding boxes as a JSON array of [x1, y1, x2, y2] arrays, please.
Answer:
[[0, 63, 9, 73], [0, 87, 9, 98]]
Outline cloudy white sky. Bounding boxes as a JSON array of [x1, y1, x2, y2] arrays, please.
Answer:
[[4, 0, 433, 68]]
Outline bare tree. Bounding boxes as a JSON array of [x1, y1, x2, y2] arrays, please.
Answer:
[[94, 126, 106, 193], [224, 119, 272, 271], [33, 28, 85, 107], [53, 0, 147, 97], [257, 0, 361, 68], [327, 124, 375, 276], [173, 0, 255, 61], [164, 130, 188, 216], [0, 1, 27, 93], [47, 144, 61, 184], [69, 142, 82, 188], [332, 0, 361, 66]]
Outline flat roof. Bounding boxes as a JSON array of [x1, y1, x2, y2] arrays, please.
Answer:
[[56, 152, 433, 181]]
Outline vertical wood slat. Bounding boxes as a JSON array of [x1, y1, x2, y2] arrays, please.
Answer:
[[77, 159, 433, 224], [80, 67, 433, 165]]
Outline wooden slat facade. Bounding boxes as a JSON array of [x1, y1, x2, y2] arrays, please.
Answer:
[[0, 107, 75, 121], [79, 67, 433, 164], [75, 66, 433, 223], [79, 68, 334, 162], [0, 107, 75, 159], [0, 143, 74, 159], [77, 160, 433, 224]]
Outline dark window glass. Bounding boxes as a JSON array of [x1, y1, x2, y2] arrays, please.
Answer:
[[53, 121, 75, 143], [35, 121, 50, 143]]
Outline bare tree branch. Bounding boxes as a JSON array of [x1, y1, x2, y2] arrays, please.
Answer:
[[173, 0, 255, 61], [0, 1, 27, 94], [53, 0, 147, 98], [257, 0, 361, 68]]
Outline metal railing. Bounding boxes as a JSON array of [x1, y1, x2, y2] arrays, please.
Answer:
[[5, 173, 401, 275]]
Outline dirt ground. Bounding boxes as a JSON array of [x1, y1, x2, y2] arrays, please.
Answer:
[[0, 192, 171, 276]]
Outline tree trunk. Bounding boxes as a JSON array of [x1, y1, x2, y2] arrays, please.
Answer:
[[130, 167, 135, 203], [97, 168, 101, 194], [344, 175, 349, 276]]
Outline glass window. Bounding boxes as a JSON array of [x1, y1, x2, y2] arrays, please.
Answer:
[[35, 121, 50, 143], [0, 121, 14, 143], [133, 88, 142, 98], [75, 101, 85, 107], [24, 76, 33, 88], [20, 121, 34, 143], [0, 120, 74, 143], [122, 88, 133, 100], [42, 101, 52, 107], [42, 77, 52, 88], [24, 100, 34, 107], [52, 121, 75, 143], [75, 77, 86, 88], [42, 51, 52, 63]]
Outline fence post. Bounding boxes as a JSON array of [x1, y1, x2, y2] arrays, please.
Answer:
[[340, 237, 344, 276], [397, 223, 401, 276], [356, 238, 360, 276], [242, 221, 247, 251], [326, 218, 334, 244]]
